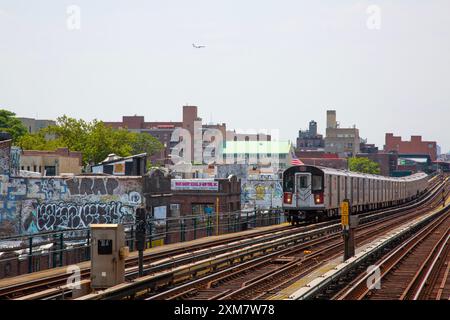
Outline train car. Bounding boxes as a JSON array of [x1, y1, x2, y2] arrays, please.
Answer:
[[282, 165, 428, 224]]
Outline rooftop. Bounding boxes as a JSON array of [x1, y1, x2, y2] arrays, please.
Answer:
[[223, 141, 292, 155]]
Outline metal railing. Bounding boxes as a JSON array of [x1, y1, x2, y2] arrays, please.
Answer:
[[0, 209, 286, 279]]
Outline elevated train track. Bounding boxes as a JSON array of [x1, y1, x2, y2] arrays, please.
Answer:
[[78, 176, 447, 300], [0, 175, 446, 300], [146, 178, 449, 300]]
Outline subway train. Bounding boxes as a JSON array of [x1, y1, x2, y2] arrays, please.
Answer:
[[282, 165, 429, 224]]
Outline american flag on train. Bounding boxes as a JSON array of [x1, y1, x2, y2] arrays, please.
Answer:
[[291, 151, 304, 166]]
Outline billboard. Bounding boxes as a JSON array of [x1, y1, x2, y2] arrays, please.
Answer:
[[171, 179, 219, 191]]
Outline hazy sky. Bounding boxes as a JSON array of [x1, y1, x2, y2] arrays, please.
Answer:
[[1, 1, 449, 152]]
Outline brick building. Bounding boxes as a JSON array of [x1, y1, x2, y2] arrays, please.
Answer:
[[170, 176, 241, 216], [356, 152, 398, 176], [104, 106, 226, 165], [384, 133, 437, 161], [166, 176, 241, 243]]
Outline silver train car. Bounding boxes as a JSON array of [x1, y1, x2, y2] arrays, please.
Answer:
[[282, 165, 428, 224]]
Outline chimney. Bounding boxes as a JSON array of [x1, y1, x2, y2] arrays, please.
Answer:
[[326, 110, 337, 129]]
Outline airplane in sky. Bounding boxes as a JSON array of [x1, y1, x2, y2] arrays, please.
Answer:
[[192, 43, 206, 49]]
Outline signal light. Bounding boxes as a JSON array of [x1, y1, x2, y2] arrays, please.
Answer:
[[284, 192, 292, 204]]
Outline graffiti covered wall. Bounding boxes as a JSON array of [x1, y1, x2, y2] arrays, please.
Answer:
[[0, 140, 11, 176], [241, 178, 283, 210], [0, 175, 143, 236]]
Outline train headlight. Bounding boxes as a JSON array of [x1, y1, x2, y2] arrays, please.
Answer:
[[284, 192, 292, 204], [314, 193, 324, 205]]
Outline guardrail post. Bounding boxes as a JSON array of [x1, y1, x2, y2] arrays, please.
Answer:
[[165, 219, 169, 244], [130, 225, 134, 251], [52, 233, 57, 268], [28, 236, 33, 273], [148, 220, 153, 248], [86, 229, 90, 260], [180, 219, 185, 242], [59, 232, 64, 267], [193, 217, 197, 240], [246, 211, 249, 229]]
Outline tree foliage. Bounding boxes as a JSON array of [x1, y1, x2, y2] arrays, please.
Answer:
[[17, 116, 163, 165], [0, 109, 27, 142], [348, 157, 381, 175]]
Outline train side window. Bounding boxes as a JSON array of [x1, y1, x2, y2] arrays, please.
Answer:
[[312, 175, 322, 191]]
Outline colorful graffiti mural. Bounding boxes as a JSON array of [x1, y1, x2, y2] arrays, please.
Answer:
[[9, 147, 20, 176], [241, 178, 283, 209], [0, 141, 11, 176], [0, 175, 144, 236]]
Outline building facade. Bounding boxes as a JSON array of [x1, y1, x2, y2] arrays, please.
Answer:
[[222, 141, 294, 171], [170, 176, 241, 216], [91, 153, 147, 176], [324, 110, 360, 157], [356, 152, 398, 176], [384, 133, 437, 161], [18, 118, 56, 134], [104, 106, 226, 165], [20, 148, 82, 176], [296, 120, 324, 150]]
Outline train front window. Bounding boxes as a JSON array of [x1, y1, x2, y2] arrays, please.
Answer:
[[284, 175, 294, 192], [312, 175, 323, 191], [299, 176, 308, 189]]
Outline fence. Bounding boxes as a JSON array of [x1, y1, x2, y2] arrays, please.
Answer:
[[0, 209, 286, 279]]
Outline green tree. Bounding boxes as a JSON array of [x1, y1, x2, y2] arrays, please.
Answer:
[[17, 116, 164, 165], [131, 132, 164, 156], [348, 157, 381, 175], [17, 131, 65, 150], [0, 109, 27, 142]]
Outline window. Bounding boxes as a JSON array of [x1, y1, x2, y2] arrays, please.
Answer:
[[312, 175, 323, 191], [299, 176, 308, 189], [45, 166, 56, 176], [284, 175, 294, 192]]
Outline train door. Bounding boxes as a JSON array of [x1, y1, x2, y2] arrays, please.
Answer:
[[362, 178, 366, 204], [328, 174, 333, 207], [344, 176, 349, 206], [295, 172, 312, 207], [337, 175, 341, 206]]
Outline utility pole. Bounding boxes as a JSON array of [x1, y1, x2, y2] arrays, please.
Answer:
[[216, 197, 220, 236]]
